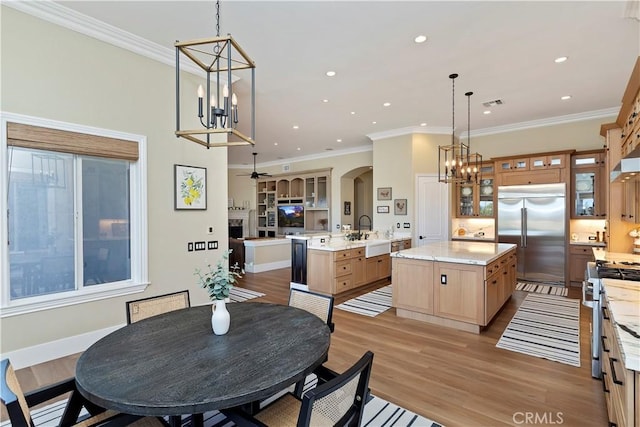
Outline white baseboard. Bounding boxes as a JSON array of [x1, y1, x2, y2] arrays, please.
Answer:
[[244, 260, 290, 273], [3, 324, 126, 369]]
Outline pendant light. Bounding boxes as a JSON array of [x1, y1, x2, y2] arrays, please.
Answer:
[[437, 73, 482, 184], [175, 0, 256, 148]]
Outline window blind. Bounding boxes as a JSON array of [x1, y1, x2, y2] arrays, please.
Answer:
[[7, 122, 138, 160]]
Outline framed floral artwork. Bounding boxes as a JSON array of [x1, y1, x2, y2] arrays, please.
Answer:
[[175, 164, 207, 210], [394, 199, 407, 215], [377, 187, 392, 200]]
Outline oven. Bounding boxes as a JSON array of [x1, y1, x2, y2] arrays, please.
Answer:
[[586, 260, 640, 379]]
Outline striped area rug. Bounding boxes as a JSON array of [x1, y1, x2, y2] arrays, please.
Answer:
[[228, 286, 265, 302], [335, 285, 392, 317], [516, 282, 568, 297], [496, 293, 580, 367], [9, 374, 443, 427]]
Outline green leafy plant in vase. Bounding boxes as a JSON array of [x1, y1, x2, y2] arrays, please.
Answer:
[[195, 249, 243, 335]]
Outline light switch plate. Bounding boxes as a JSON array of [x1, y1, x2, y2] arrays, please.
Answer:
[[188, 242, 194, 252], [194, 241, 206, 251], [207, 241, 218, 250]]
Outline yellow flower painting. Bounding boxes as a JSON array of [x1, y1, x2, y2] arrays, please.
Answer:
[[175, 165, 207, 210]]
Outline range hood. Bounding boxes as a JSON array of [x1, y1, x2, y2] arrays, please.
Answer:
[[611, 156, 640, 183]]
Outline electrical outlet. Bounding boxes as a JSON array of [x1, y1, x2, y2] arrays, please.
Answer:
[[194, 241, 206, 251], [396, 223, 401, 229], [403, 222, 410, 228], [207, 240, 218, 250], [187, 242, 194, 252]]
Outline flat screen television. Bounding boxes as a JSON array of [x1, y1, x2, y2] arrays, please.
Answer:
[[277, 205, 304, 228]]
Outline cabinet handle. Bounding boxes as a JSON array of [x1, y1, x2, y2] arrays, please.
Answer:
[[603, 305, 610, 320], [492, 279, 497, 285], [601, 335, 610, 353], [609, 358, 624, 386], [601, 372, 610, 393]]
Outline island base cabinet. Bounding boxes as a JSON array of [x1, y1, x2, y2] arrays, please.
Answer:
[[433, 263, 484, 325], [392, 258, 434, 314]]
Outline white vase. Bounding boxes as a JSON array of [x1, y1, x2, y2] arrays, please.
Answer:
[[211, 299, 230, 335]]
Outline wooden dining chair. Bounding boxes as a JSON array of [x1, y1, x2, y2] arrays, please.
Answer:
[[223, 351, 374, 427], [288, 288, 335, 332], [126, 290, 191, 324], [0, 358, 168, 427]]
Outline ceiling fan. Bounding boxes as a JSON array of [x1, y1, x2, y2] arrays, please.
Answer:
[[238, 152, 271, 179]]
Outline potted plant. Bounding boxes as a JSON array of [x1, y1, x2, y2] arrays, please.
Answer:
[[194, 249, 243, 335]]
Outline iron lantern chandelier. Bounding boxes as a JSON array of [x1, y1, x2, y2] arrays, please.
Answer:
[[175, 0, 256, 148], [438, 73, 482, 184]]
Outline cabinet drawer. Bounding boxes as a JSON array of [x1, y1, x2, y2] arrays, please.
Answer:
[[334, 277, 353, 293], [569, 245, 597, 256], [335, 249, 353, 260], [335, 260, 352, 277]]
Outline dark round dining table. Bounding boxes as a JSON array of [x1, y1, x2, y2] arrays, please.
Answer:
[[75, 302, 331, 423]]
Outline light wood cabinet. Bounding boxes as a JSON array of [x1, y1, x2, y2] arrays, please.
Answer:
[[391, 238, 411, 252], [568, 244, 598, 286], [256, 168, 331, 237], [392, 249, 516, 333], [365, 254, 391, 284], [571, 150, 607, 218], [391, 257, 434, 314], [307, 247, 389, 295], [455, 162, 495, 218], [622, 180, 639, 223], [433, 262, 485, 325], [494, 151, 571, 186], [601, 293, 639, 427]]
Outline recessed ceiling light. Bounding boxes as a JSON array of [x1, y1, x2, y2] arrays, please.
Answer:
[[326, 71, 336, 77], [554, 56, 568, 63], [383, 102, 391, 107], [322, 99, 329, 103], [372, 121, 377, 125], [296, 147, 301, 151], [420, 123, 427, 127], [274, 142, 278, 146], [337, 139, 342, 143], [293, 125, 299, 129], [483, 110, 491, 115], [414, 35, 427, 44], [561, 95, 572, 100], [350, 111, 356, 115]]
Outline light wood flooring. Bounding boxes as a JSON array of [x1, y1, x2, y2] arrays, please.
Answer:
[[8, 268, 608, 426]]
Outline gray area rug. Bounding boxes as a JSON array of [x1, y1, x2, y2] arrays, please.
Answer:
[[497, 293, 580, 367], [516, 282, 568, 297], [335, 285, 392, 317], [10, 373, 443, 427], [227, 286, 265, 302]]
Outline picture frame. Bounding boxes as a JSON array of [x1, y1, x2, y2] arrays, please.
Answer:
[[394, 199, 407, 215], [377, 205, 390, 214], [377, 187, 392, 200], [174, 164, 207, 210]]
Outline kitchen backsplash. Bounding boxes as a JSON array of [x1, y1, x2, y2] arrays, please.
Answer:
[[451, 218, 495, 239], [569, 219, 607, 242]]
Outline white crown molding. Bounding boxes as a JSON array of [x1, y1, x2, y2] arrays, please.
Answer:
[[228, 144, 372, 169], [368, 107, 619, 142], [3, 0, 204, 77]]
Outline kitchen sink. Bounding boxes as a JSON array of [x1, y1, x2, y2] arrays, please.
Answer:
[[365, 239, 391, 258]]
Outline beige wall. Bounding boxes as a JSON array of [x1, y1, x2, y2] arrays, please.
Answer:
[[1, 7, 230, 353], [471, 117, 612, 159]]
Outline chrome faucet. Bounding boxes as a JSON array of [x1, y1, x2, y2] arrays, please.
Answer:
[[358, 215, 372, 239]]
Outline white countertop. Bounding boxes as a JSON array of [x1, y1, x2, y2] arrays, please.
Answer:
[[391, 241, 516, 265], [592, 248, 640, 263], [569, 240, 606, 247], [602, 278, 640, 372]]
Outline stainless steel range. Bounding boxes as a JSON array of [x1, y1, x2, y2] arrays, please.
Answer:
[[584, 259, 640, 378]]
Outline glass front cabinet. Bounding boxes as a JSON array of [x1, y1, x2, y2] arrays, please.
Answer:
[[571, 150, 606, 219], [455, 162, 495, 217]]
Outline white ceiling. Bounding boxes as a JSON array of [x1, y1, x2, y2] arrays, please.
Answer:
[[37, 1, 640, 166]]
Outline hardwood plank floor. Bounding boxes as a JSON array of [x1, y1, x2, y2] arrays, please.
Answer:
[[7, 268, 608, 426]]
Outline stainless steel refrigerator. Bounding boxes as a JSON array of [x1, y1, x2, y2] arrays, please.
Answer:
[[497, 183, 566, 284]]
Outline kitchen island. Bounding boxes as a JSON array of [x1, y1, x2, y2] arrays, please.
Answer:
[[392, 241, 517, 334]]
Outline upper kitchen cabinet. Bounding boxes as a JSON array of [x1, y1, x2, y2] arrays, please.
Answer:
[[494, 151, 572, 186], [571, 150, 607, 219], [455, 162, 495, 218], [622, 180, 639, 223]]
